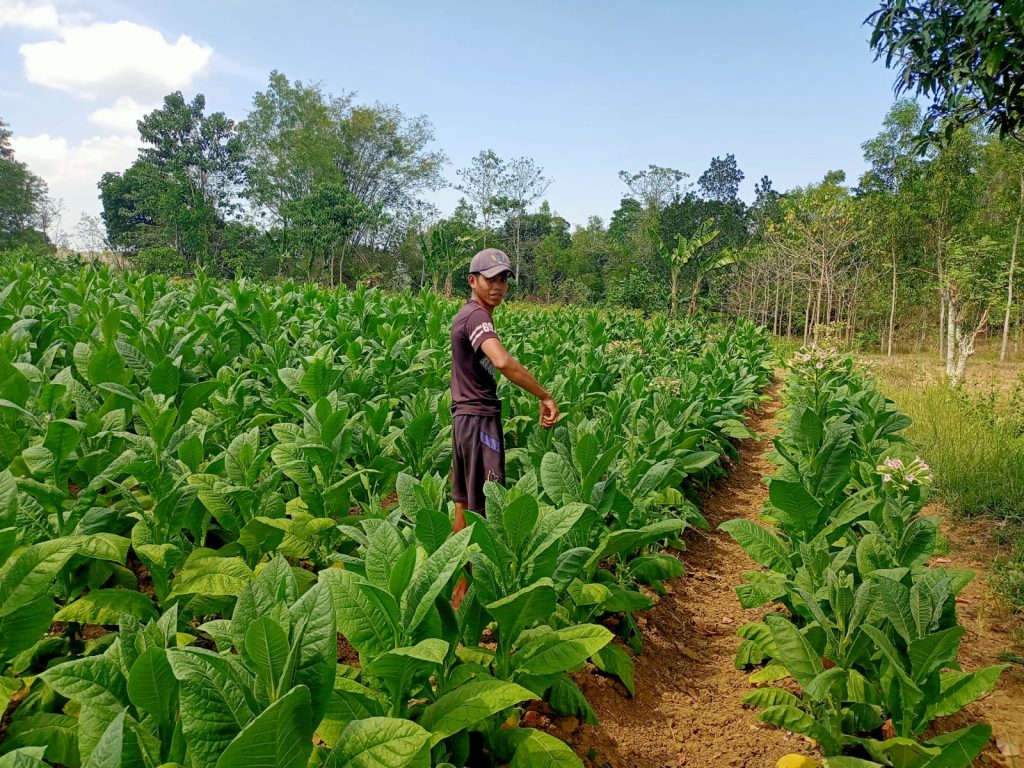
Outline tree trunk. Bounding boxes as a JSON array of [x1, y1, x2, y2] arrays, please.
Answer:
[[803, 288, 812, 345], [945, 289, 956, 379], [951, 307, 991, 387], [937, 243, 945, 359], [1001, 174, 1023, 362], [887, 247, 897, 357]]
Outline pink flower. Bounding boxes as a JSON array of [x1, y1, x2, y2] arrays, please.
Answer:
[[882, 474, 892, 483], [815, 362, 824, 369]]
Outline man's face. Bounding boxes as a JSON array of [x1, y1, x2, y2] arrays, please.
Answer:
[[470, 271, 510, 309]]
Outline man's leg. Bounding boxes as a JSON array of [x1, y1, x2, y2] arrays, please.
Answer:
[[451, 500, 469, 608]]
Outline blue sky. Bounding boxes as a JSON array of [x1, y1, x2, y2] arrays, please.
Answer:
[[1, 0, 903, 237]]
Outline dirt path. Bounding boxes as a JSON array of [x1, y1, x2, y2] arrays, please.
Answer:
[[551, 387, 806, 768]]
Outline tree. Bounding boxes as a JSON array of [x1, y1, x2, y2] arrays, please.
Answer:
[[337, 102, 446, 250], [282, 181, 368, 284], [618, 164, 686, 211], [100, 92, 245, 269], [418, 219, 474, 294], [698, 154, 745, 203], [240, 71, 348, 266], [943, 237, 1003, 385], [867, 0, 1024, 139], [492, 155, 551, 281], [976, 136, 1024, 362], [859, 100, 926, 355], [0, 117, 48, 248], [455, 150, 505, 236], [653, 219, 723, 317]]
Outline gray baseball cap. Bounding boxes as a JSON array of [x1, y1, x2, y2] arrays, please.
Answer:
[[469, 248, 513, 278]]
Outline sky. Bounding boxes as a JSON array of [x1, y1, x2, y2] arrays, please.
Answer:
[[0, 0, 906, 242]]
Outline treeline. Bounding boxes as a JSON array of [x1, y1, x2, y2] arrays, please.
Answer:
[[2, 74, 1022, 369], [723, 102, 1024, 381]]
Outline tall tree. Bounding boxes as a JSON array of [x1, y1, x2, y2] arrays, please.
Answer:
[[493, 155, 551, 281], [100, 92, 245, 269], [618, 164, 686, 211], [698, 154, 745, 203], [455, 150, 505, 237], [337, 103, 446, 250], [0, 117, 48, 248], [859, 100, 926, 355], [240, 71, 347, 266]]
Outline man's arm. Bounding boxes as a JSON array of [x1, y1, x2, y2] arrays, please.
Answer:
[[481, 337, 559, 427]]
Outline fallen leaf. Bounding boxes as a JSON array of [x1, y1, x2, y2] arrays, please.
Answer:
[[996, 738, 1021, 757]]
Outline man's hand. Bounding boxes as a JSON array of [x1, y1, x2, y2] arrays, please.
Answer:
[[540, 397, 559, 428]]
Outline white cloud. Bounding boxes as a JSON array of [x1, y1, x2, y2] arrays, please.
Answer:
[[0, 0, 60, 30], [20, 19, 213, 100], [11, 132, 140, 216], [88, 96, 155, 133]]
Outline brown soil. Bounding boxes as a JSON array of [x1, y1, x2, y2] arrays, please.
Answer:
[[553, 386, 809, 768]]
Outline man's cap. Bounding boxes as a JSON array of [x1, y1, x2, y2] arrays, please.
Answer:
[[469, 248, 513, 278]]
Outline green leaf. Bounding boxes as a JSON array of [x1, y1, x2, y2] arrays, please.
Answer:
[[40, 656, 127, 711], [0, 748, 50, 768], [169, 549, 252, 598], [82, 710, 157, 768], [243, 617, 290, 698], [487, 580, 557, 647], [289, 579, 337, 725], [909, 626, 963, 681], [719, 519, 793, 574], [85, 345, 128, 386], [509, 729, 583, 768], [43, 419, 81, 467], [0, 596, 54, 662], [593, 643, 635, 696], [540, 453, 580, 504], [503, 495, 539, 556], [413, 505, 450, 556], [149, 358, 180, 397], [323, 717, 431, 768], [215, 686, 313, 768], [767, 479, 823, 538], [515, 624, 612, 677], [419, 676, 535, 746], [167, 648, 258, 767], [741, 687, 800, 709], [127, 648, 177, 730], [364, 639, 448, 684], [764, 614, 823, 687], [925, 665, 1006, 720], [322, 570, 396, 657], [401, 527, 472, 634], [40, 656, 128, 763], [0, 713, 78, 768], [54, 589, 158, 624], [920, 723, 992, 768], [547, 673, 598, 725]]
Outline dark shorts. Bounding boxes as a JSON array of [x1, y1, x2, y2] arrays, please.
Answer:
[[451, 413, 505, 513]]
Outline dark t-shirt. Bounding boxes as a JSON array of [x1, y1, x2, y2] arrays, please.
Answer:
[[451, 300, 501, 416]]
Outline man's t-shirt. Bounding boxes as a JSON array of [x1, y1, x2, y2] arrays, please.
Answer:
[[451, 300, 501, 416]]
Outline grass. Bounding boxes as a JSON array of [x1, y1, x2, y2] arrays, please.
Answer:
[[867, 356, 1024, 624]]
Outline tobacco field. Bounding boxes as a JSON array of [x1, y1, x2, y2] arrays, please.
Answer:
[[0, 253, 780, 767]]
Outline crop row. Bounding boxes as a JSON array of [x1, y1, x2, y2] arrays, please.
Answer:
[[0, 253, 773, 767], [723, 348, 1005, 767]]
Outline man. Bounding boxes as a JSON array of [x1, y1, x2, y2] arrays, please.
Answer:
[[450, 247, 559, 606]]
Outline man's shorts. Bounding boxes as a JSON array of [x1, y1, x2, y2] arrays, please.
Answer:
[[451, 413, 505, 513]]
